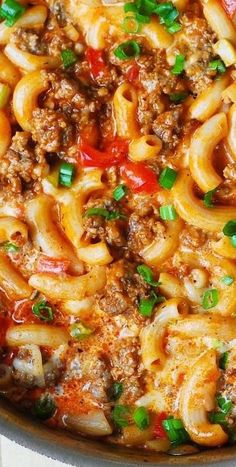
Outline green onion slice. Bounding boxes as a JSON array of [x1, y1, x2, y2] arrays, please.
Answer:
[[202, 289, 219, 310], [61, 49, 77, 68], [133, 406, 150, 431], [0, 83, 10, 109], [159, 166, 177, 189], [122, 15, 141, 33], [3, 241, 19, 252], [139, 290, 164, 317], [112, 405, 130, 428], [58, 161, 75, 187], [221, 275, 234, 286], [108, 382, 123, 401], [84, 207, 127, 220], [209, 412, 227, 424], [217, 395, 232, 415], [162, 416, 190, 445], [34, 395, 56, 420], [231, 235, 236, 248], [32, 300, 53, 322], [114, 40, 141, 60], [203, 188, 217, 208], [113, 184, 128, 201], [171, 54, 185, 75], [0, 0, 25, 26], [159, 204, 177, 221], [70, 323, 93, 340], [137, 264, 160, 286], [223, 220, 236, 236], [167, 21, 181, 33], [209, 59, 226, 74], [219, 351, 229, 370], [169, 91, 188, 103]]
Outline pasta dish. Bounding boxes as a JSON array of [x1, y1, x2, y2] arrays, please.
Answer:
[[1, 0, 236, 456]]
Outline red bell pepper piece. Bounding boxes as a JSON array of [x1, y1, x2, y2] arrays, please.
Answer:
[[153, 412, 168, 439], [79, 139, 128, 168], [126, 63, 140, 83], [120, 161, 159, 193], [85, 47, 106, 80], [36, 255, 70, 274]]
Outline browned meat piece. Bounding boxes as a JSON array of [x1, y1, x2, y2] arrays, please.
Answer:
[[168, 8, 215, 94], [127, 214, 164, 256], [180, 225, 207, 249], [0, 132, 47, 195], [99, 260, 153, 315], [153, 107, 184, 149], [11, 29, 46, 55], [138, 52, 181, 96], [109, 337, 144, 404], [31, 108, 74, 152], [64, 348, 112, 404], [83, 196, 127, 248]]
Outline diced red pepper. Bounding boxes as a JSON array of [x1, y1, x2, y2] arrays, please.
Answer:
[[153, 412, 168, 439], [120, 161, 159, 193], [79, 139, 128, 168], [85, 47, 106, 80], [36, 255, 70, 274], [221, 0, 236, 17], [126, 63, 140, 83]]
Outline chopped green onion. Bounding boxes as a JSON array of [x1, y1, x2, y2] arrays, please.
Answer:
[[155, 2, 179, 25], [34, 395, 56, 420], [209, 59, 226, 74], [61, 49, 77, 68], [162, 416, 190, 445], [159, 167, 177, 189], [112, 405, 130, 428], [209, 412, 227, 424], [137, 264, 160, 286], [124, 2, 138, 13], [58, 161, 75, 187], [231, 235, 236, 248], [135, 12, 150, 23], [217, 395, 232, 415], [84, 207, 127, 220], [0, 0, 25, 27], [221, 275, 234, 286], [70, 323, 93, 340], [114, 40, 141, 60], [171, 54, 185, 75], [219, 351, 229, 370], [32, 300, 53, 322], [202, 289, 219, 310], [133, 406, 150, 431], [0, 83, 10, 109], [169, 91, 188, 103], [113, 184, 127, 201], [108, 382, 123, 401], [203, 188, 217, 208], [138, 290, 164, 317], [223, 220, 236, 237], [159, 205, 177, 221], [167, 21, 181, 33], [122, 15, 140, 33], [3, 241, 19, 252]]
